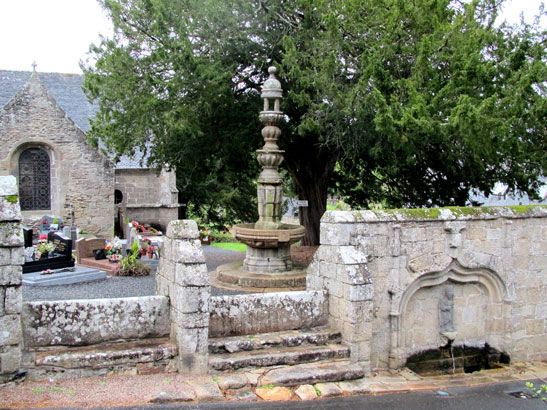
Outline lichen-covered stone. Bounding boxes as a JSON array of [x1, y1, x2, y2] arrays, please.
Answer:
[[209, 291, 328, 337], [172, 239, 205, 263], [172, 286, 210, 314], [166, 220, 199, 240], [175, 263, 209, 287], [0, 177, 18, 197], [0, 315, 22, 346], [4, 286, 21, 314], [22, 296, 170, 347], [0, 266, 22, 286], [0, 345, 22, 374], [0, 223, 23, 247], [0, 198, 22, 223]]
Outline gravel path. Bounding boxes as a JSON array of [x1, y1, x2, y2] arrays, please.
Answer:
[[22, 245, 245, 302]]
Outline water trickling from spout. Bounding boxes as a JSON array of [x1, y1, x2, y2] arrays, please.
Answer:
[[450, 343, 456, 374]]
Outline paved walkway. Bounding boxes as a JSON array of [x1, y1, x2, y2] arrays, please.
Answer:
[[1, 361, 546, 408], [22, 245, 245, 301]]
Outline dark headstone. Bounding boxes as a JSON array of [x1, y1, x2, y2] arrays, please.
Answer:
[[23, 232, 74, 274], [47, 232, 72, 257], [23, 227, 33, 248]]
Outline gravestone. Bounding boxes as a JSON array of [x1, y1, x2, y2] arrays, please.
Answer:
[[48, 232, 72, 257], [22, 232, 74, 273], [39, 215, 63, 235], [23, 226, 33, 248]]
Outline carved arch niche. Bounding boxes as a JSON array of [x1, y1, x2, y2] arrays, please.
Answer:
[[388, 260, 511, 369]]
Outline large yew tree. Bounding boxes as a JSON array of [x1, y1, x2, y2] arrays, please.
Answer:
[[83, 0, 546, 245]]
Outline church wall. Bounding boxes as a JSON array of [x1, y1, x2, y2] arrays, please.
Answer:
[[0, 74, 115, 238], [115, 168, 178, 232]]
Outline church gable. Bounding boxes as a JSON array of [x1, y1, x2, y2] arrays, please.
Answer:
[[0, 71, 115, 237]]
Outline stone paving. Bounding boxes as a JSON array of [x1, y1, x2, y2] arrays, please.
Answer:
[[2, 360, 546, 407]]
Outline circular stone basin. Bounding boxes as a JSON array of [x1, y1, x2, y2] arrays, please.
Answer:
[[232, 223, 305, 249]]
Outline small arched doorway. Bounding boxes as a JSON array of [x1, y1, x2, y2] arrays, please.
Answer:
[[18, 147, 51, 210]]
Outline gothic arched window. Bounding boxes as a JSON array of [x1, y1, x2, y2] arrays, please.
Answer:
[[19, 147, 51, 210]]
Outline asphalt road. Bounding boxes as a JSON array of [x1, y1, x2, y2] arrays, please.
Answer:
[[26, 379, 546, 410]]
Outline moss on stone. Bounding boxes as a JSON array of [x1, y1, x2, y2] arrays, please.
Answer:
[[380, 208, 442, 219], [508, 205, 540, 214], [367, 205, 545, 219], [5, 195, 18, 203]]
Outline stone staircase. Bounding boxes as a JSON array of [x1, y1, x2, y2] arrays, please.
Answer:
[[23, 338, 177, 380], [208, 326, 364, 386]]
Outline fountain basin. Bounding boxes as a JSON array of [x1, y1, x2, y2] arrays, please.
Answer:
[[232, 223, 305, 248]]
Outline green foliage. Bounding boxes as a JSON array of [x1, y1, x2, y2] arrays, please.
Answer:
[[118, 240, 151, 276], [524, 381, 547, 401], [83, 0, 546, 244], [210, 232, 236, 243]]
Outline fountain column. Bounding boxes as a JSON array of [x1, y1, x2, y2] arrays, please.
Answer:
[[255, 67, 284, 230], [215, 66, 305, 289]]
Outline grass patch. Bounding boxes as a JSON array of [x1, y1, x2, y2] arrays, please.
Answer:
[[211, 242, 247, 252]]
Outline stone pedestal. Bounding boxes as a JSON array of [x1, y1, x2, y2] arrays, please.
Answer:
[[243, 245, 292, 273]]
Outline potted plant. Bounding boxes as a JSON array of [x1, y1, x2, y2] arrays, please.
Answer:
[[200, 229, 210, 245]]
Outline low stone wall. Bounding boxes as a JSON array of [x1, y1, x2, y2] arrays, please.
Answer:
[[209, 290, 328, 337], [308, 206, 547, 373], [22, 296, 170, 347]]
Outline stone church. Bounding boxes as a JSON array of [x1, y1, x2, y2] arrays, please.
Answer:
[[0, 69, 179, 238]]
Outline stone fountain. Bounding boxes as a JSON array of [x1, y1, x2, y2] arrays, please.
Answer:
[[213, 67, 306, 290]]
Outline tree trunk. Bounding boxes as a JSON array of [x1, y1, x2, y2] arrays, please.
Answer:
[[284, 140, 338, 246]]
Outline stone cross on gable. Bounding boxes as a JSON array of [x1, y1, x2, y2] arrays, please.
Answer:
[[32, 61, 37, 72]]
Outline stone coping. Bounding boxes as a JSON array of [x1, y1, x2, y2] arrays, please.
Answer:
[[322, 205, 547, 224]]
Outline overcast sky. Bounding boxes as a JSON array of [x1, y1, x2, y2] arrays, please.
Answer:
[[0, 0, 545, 74]]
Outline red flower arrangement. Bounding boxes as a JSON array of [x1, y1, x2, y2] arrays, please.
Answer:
[[131, 220, 145, 232]]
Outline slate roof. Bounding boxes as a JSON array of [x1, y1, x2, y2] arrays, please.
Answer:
[[0, 70, 145, 169]]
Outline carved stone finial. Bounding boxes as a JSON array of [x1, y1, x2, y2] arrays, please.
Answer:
[[261, 66, 283, 100]]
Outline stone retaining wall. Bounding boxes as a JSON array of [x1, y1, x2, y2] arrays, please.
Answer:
[[308, 206, 547, 373], [209, 290, 328, 337], [22, 296, 170, 348]]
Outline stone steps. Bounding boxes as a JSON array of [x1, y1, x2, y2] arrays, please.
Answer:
[[24, 338, 177, 379], [209, 343, 350, 372], [208, 326, 342, 354], [260, 360, 365, 386]]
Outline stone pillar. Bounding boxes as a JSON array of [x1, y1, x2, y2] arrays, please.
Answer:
[[255, 67, 285, 230], [156, 220, 209, 375], [0, 176, 24, 381], [307, 215, 373, 376]]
